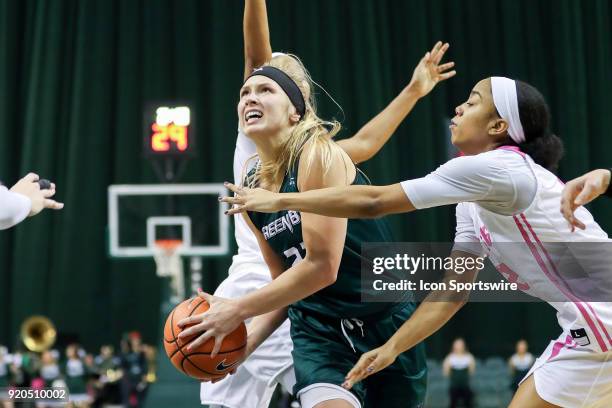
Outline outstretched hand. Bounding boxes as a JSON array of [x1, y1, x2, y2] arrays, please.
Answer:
[[220, 182, 281, 215], [341, 343, 399, 390], [560, 169, 611, 231], [408, 41, 456, 98], [10, 173, 64, 216]]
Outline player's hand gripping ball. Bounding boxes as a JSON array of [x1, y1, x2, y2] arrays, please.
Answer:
[[163, 298, 246, 381]]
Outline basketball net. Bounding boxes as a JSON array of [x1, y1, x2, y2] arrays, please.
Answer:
[[153, 239, 185, 302]]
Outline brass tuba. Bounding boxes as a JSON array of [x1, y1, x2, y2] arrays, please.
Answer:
[[20, 316, 56, 352]]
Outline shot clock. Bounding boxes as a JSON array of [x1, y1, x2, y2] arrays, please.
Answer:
[[144, 104, 195, 182], [144, 105, 195, 156]]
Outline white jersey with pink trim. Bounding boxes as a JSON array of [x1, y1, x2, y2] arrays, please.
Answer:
[[401, 147, 612, 354], [462, 151, 612, 354]]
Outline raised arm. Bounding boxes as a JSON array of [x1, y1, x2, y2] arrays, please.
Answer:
[[337, 41, 455, 164], [243, 0, 272, 79]]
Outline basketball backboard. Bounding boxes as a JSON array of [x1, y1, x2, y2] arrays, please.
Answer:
[[107, 184, 230, 258]]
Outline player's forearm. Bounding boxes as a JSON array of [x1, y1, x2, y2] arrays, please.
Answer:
[[386, 257, 478, 356], [0, 187, 32, 230], [274, 185, 383, 218], [387, 298, 465, 357], [346, 86, 422, 164], [243, 0, 272, 78], [272, 184, 412, 219], [236, 258, 335, 319]]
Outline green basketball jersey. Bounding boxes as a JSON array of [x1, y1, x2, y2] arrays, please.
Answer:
[[248, 164, 408, 318]]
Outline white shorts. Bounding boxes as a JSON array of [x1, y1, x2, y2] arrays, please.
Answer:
[[522, 332, 612, 408], [298, 383, 361, 408], [201, 261, 295, 408]]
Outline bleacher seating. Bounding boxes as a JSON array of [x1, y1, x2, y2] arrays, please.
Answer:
[[424, 358, 515, 408]]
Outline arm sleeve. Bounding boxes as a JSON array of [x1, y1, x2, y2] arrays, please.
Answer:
[[0, 186, 32, 230], [400, 154, 515, 209]]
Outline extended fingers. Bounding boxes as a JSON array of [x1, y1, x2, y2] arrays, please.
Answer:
[[429, 41, 442, 59], [225, 205, 246, 216], [219, 195, 245, 205], [23, 173, 40, 183], [210, 334, 226, 358], [177, 321, 207, 338], [437, 61, 455, 72], [571, 217, 586, 231], [574, 182, 598, 206], [197, 291, 214, 303], [559, 197, 574, 223], [44, 199, 64, 210], [560, 187, 575, 213], [439, 70, 457, 81], [223, 182, 243, 194], [186, 330, 214, 352], [560, 199, 585, 232], [177, 314, 205, 329], [343, 353, 376, 389], [432, 42, 450, 65]]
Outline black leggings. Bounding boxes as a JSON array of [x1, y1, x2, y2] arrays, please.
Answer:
[[449, 386, 473, 408]]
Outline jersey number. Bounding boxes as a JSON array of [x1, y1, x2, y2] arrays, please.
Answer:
[[283, 242, 306, 266], [497, 263, 530, 291]]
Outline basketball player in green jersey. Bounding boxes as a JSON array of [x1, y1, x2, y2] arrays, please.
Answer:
[[178, 43, 455, 407]]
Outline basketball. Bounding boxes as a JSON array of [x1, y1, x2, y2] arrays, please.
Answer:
[[163, 298, 247, 381]]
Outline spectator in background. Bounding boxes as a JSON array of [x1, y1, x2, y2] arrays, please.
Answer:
[[508, 339, 534, 390], [141, 344, 156, 385], [94, 346, 121, 376], [0, 346, 9, 388], [39, 351, 61, 387], [37, 351, 64, 408], [64, 344, 91, 407], [443, 338, 475, 408], [0, 346, 13, 408], [10, 349, 40, 388], [119, 332, 148, 408], [92, 345, 122, 407]]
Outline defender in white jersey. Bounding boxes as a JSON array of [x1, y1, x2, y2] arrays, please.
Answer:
[[199, 3, 294, 405], [202, 3, 457, 407], [223, 76, 612, 407]]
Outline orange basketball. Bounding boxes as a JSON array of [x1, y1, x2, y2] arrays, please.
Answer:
[[163, 297, 247, 381]]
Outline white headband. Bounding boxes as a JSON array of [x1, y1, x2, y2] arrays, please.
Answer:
[[491, 76, 526, 144]]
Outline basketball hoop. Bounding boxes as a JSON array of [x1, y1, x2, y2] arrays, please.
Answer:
[[153, 239, 182, 276], [154, 239, 185, 301]]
